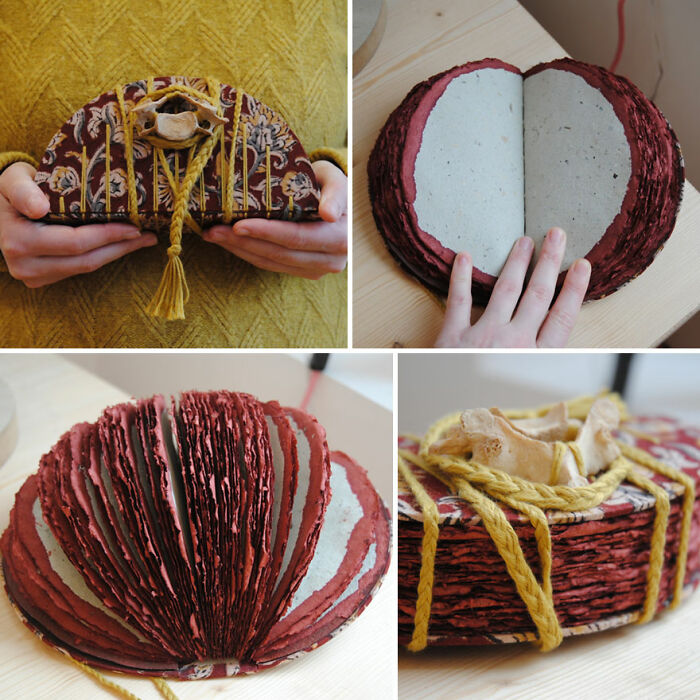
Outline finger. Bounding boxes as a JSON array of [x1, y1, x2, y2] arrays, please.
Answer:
[[513, 227, 567, 329], [312, 160, 348, 222], [21, 222, 143, 256], [224, 245, 329, 280], [436, 252, 472, 347], [205, 227, 346, 274], [22, 234, 157, 287], [209, 216, 347, 255], [481, 236, 534, 324], [0, 162, 49, 219], [537, 258, 591, 348]]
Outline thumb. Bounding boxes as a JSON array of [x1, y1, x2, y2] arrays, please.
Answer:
[[0, 162, 50, 219]]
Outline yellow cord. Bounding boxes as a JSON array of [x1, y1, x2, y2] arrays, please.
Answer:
[[401, 395, 696, 652], [70, 658, 179, 700], [223, 88, 244, 223], [80, 146, 87, 219], [116, 78, 224, 319], [265, 145, 271, 218], [115, 85, 141, 228], [242, 122, 248, 213], [105, 124, 111, 218]]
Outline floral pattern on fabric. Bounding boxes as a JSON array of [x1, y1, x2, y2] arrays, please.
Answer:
[[34, 77, 320, 230]]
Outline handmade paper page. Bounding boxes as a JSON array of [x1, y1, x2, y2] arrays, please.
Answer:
[[523, 68, 632, 267], [412, 68, 524, 275]]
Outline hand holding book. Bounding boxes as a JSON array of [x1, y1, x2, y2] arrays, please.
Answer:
[[435, 227, 591, 348]]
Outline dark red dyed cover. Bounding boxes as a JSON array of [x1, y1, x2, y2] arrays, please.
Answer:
[[368, 58, 684, 305], [0, 391, 391, 679], [397, 415, 700, 646], [34, 77, 320, 231]]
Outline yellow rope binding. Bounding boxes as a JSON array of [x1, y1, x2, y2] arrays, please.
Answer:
[[223, 88, 244, 223], [401, 394, 696, 652], [70, 658, 179, 700], [116, 78, 226, 320]]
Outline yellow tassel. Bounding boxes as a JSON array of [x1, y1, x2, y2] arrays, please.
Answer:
[[146, 247, 190, 321]]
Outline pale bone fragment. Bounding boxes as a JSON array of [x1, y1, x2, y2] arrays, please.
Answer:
[[571, 397, 621, 477], [429, 398, 621, 486], [132, 93, 228, 142], [492, 403, 580, 442]]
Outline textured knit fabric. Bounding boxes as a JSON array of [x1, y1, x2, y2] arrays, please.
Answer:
[[0, 0, 347, 348]]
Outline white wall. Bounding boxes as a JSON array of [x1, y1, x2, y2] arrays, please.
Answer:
[[398, 352, 700, 433], [520, 0, 700, 187]]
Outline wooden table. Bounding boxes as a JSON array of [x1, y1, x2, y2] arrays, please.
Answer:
[[352, 0, 700, 348], [399, 592, 700, 699], [0, 355, 395, 700]]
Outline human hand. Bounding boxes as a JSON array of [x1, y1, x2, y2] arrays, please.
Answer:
[[435, 227, 591, 348], [202, 160, 347, 280], [0, 162, 156, 288]]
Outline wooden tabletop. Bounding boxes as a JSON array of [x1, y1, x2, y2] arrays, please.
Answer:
[[0, 354, 395, 700], [352, 0, 700, 348], [398, 589, 700, 699]]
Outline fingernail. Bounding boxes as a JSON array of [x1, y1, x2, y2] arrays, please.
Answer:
[[573, 258, 591, 276], [30, 194, 47, 213], [549, 227, 565, 244], [124, 228, 141, 239], [456, 253, 470, 269], [233, 226, 249, 237], [518, 236, 533, 251]]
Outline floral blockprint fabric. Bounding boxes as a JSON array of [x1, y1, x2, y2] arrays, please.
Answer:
[[35, 76, 320, 230]]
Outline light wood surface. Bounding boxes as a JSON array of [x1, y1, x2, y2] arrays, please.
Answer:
[[0, 354, 395, 700], [398, 592, 700, 699], [352, 0, 700, 348], [0, 378, 17, 468], [353, 0, 387, 76]]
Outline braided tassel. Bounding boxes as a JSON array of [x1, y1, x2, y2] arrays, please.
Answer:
[[145, 242, 190, 320]]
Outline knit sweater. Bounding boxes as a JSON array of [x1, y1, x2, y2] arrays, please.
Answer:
[[0, 0, 347, 348]]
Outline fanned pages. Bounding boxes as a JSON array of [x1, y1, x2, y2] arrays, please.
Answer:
[[369, 58, 684, 303], [1, 391, 390, 679]]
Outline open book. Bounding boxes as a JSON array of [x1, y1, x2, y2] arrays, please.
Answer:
[[369, 58, 683, 303], [1, 392, 390, 679]]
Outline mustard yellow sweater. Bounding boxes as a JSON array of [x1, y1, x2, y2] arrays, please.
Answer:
[[0, 0, 347, 348]]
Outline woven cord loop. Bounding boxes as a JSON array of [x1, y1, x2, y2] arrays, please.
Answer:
[[401, 395, 695, 652], [116, 78, 225, 320]]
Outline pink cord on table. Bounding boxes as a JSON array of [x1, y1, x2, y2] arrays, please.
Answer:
[[609, 0, 626, 72], [300, 370, 322, 411]]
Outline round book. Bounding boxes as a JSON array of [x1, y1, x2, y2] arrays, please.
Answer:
[[398, 400, 699, 648], [0, 391, 390, 679], [34, 77, 320, 229], [369, 58, 684, 304]]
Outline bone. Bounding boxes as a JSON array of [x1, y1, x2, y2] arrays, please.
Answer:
[[572, 398, 621, 477], [429, 399, 620, 486], [132, 93, 228, 143], [492, 403, 580, 442]]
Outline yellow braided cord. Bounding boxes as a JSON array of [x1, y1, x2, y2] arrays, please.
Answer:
[[398, 454, 439, 652], [70, 657, 179, 700], [70, 658, 142, 700], [115, 85, 141, 228], [142, 78, 222, 319], [156, 151, 201, 235], [618, 442, 696, 608], [401, 396, 696, 652], [151, 677, 179, 700], [223, 88, 244, 223]]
